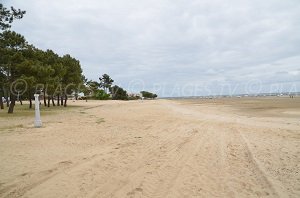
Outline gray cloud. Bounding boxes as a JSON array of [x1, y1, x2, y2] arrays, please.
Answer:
[[5, 0, 300, 96]]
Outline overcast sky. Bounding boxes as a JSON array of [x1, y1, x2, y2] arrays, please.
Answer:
[[4, 0, 300, 96]]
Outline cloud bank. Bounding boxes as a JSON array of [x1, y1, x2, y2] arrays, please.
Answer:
[[5, 0, 300, 96]]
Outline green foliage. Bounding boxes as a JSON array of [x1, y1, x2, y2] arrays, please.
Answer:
[[0, 4, 85, 113], [1, 4, 142, 112], [83, 79, 110, 100], [110, 85, 128, 100], [86, 80, 100, 94], [99, 74, 113, 93], [141, 91, 158, 99], [96, 118, 105, 124], [128, 95, 141, 100], [0, 31, 84, 112], [0, 30, 28, 113], [79, 76, 90, 99], [0, 3, 26, 30], [94, 89, 110, 100]]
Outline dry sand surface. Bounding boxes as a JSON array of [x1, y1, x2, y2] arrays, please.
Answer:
[[0, 97, 299, 197]]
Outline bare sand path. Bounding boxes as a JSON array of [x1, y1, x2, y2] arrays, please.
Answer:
[[0, 99, 299, 197]]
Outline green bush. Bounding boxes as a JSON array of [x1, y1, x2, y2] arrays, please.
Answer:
[[110, 85, 128, 100], [94, 90, 110, 100], [140, 91, 157, 99]]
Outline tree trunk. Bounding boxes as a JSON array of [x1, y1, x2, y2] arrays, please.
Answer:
[[43, 90, 47, 107], [61, 95, 64, 106], [6, 96, 10, 107], [52, 96, 55, 106], [29, 98, 32, 109], [0, 89, 4, 109], [6, 93, 9, 107], [19, 93, 22, 105], [57, 94, 60, 106], [29, 91, 32, 109], [0, 95, 3, 109], [3, 88, 9, 107], [8, 94, 16, 113], [64, 95, 68, 107], [47, 97, 51, 107], [75, 92, 78, 100]]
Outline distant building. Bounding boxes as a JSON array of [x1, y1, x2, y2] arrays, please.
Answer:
[[128, 93, 141, 98]]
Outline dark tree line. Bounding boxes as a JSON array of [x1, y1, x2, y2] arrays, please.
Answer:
[[0, 3, 158, 114], [0, 4, 83, 113]]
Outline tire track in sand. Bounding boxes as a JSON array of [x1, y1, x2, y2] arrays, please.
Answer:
[[234, 126, 288, 198], [163, 122, 231, 198], [2, 122, 195, 197], [225, 126, 281, 197], [89, 121, 209, 198], [160, 102, 285, 197], [110, 125, 208, 197]]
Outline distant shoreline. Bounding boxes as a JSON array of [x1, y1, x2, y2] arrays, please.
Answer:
[[160, 92, 299, 100]]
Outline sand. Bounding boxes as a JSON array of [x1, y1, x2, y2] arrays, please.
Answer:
[[0, 97, 299, 197]]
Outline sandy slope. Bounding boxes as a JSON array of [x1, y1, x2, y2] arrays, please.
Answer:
[[0, 99, 299, 197]]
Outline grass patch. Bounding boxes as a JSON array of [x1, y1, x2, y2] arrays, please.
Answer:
[[96, 118, 105, 124], [0, 103, 82, 118], [0, 124, 25, 133]]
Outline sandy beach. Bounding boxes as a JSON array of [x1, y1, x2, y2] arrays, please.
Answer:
[[0, 98, 299, 197]]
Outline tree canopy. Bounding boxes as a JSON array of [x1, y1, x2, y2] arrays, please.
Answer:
[[0, 4, 86, 113], [110, 85, 128, 100], [141, 91, 158, 99], [0, 4, 26, 30], [0, 3, 156, 114], [99, 74, 114, 93], [0, 30, 84, 112]]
